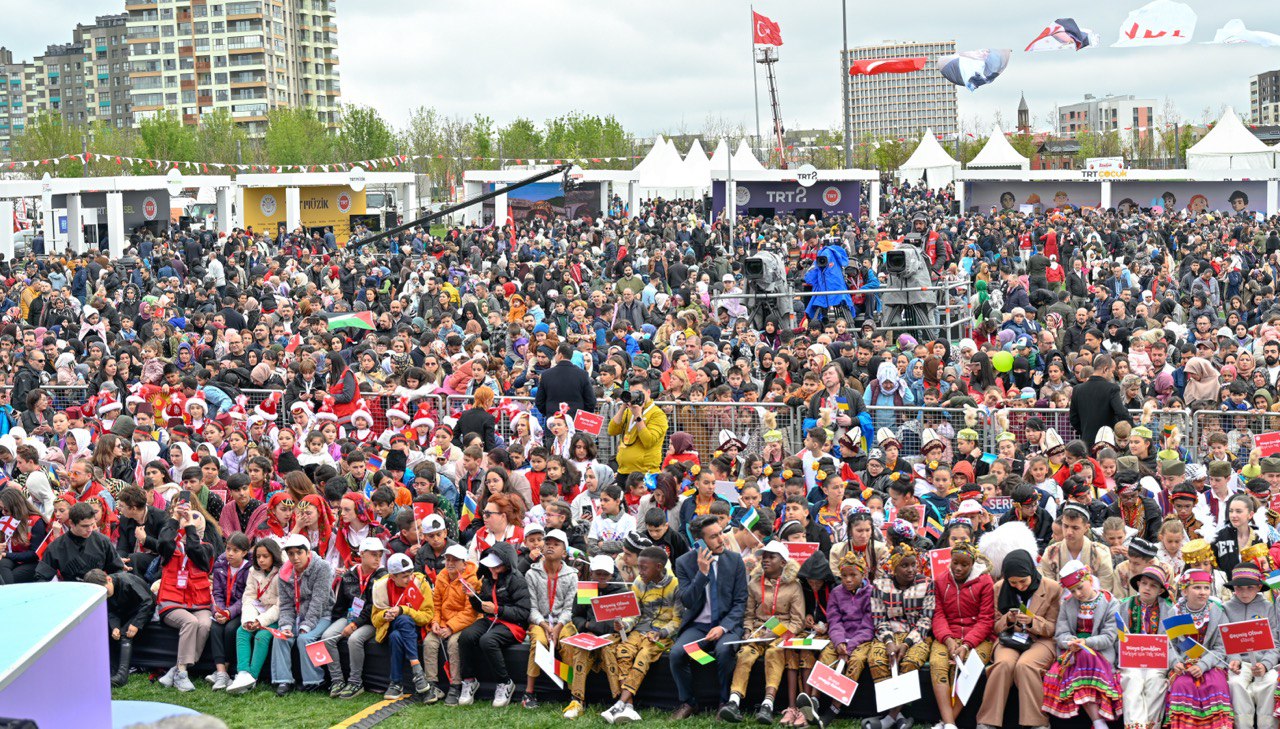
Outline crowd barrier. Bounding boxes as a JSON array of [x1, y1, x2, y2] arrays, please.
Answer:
[[36, 385, 1280, 468]]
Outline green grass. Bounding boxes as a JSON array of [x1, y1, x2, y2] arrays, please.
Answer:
[[112, 676, 726, 729]]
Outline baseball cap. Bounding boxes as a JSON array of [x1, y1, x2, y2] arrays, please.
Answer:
[[443, 544, 469, 562], [358, 537, 386, 554], [387, 553, 414, 575], [759, 541, 790, 559], [589, 555, 616, 574], [421, 514, 447, 534], [281, 534, 310, 551], [544, 528, 568, 544], [480, 552, 504, 568]]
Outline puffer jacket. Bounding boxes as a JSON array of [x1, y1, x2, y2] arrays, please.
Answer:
[[468, 541, 531, 642], [744, 559, 806, 636], [371, 572, 434, 643], [826, 578, 873, 653], [932, 561, 996, 649], [620, 572, 681, 638], [525, 558, 578, 626], [433, 562, 481, 634], [240, 566, 280, 627]]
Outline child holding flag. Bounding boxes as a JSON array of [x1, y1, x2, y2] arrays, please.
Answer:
[[521, 528, 578, 709], [719, 541, 805, 724], [370, 553, 434, 700], [930, 542, 995, 729], [598, 546, 681, 724], [1113, 564, 1174, 729], [1040, 560, 1123, 729], [1164, 569, 1232, 729], [1221, 564, 1277, 728], [562, 555, 625, 719]]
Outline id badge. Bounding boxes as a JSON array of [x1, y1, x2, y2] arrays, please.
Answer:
[[348, 598, 365, 619], [176, 570, 189, 588]]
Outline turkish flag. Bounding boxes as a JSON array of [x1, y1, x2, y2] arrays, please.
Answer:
[[752, 11, 782, 46], [849, 57, 927, 76], [304, 641, 333, 667]]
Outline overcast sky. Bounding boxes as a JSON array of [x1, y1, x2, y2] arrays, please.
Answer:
[[6, 1, 1280, 136]]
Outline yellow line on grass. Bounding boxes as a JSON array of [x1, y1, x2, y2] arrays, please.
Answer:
[[329, 696, 405, 729]]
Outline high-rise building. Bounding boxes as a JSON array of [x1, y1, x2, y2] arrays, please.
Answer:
[[1253, 70, 1280, 126], [125, 0, 341, 136], [1055, 94, 1156, 138], [842, 40, 958, 144], [0, 48, 29, 159]]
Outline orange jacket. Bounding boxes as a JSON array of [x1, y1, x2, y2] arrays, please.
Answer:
[[433, 562, 482, 634]]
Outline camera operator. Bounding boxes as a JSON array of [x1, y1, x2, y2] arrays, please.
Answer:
[[607, 378, 667, 477], [803, 239, 852, 323]]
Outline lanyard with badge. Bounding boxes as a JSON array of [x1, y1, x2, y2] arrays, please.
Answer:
[[349, 566, 372, 620]]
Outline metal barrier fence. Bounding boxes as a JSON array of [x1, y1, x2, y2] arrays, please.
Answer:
[[1191, 410, 1280, 463]]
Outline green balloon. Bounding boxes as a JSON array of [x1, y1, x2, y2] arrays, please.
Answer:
[[992, 351, 1014, 373]]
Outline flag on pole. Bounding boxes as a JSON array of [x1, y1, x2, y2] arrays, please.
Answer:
[[740, 507, 760, 531], [683, 642, 715, 665], [458, 492, 478, 531], [1115, 612, 1127, 642], [325, 311, 376, 331], [1178, 637, 1206, 660], [577, 581, 599, 605], [848, 57, 927, 76], [1162, 614, 1198, 640], [554, 659, 574, 683], [1265, 570, 1280, 591], [752, 11, 782, 46], [763, 616, 793, 640]]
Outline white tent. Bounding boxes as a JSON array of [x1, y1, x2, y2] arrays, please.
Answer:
[[730, 140, 767, 172], [708, 139, 732, 172], [633, 136, 702, 198], [1187, 107, 1275, 170], [683, 139, 711, 191], [898, 128, 961, 188], [966, 125, 1030, 171]]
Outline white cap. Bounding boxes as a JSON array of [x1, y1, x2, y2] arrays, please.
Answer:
[[525, 522, 545, 535], [421, 514, 447, 534], [759, 541, 790, 559], [281, 534, 310, 551], [544, 528, 568, 544], [358, 537, 386, 554], [443, 544, 469, 562], [387, 553, 414, 574], [589, 555, 616, 574], [480, 552, 504, 568], [956, 499, 985, 516]]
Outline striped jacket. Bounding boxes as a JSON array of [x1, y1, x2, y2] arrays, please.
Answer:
[[622, 573, 681, 638], [871, 573, 935, 646]]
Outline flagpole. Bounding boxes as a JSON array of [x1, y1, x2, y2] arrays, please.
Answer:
[[751, 6, 762, 160]]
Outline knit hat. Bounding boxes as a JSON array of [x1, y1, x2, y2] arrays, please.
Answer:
[[386, 397, 411, 423]]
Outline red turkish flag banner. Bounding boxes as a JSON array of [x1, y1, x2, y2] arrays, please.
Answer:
[[752, 11, 782, 46], [304, 641, 333, 667], [848, 57, 928, 76]]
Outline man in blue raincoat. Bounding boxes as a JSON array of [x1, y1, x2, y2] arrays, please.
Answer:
[[804, 243, 852, 321]]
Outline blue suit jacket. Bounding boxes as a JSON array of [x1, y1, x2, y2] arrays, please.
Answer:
[[674, 548, 747, 633]]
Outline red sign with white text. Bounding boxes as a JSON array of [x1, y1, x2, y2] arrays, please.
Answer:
[[574, 410, 605, 436], [1255, 432, 1280, 457], [1220, 618, 1276, 655], [786, 542, 820, 564], [1119, 634, 1169, 669], [808, 660, 857, 705], [591, 592, 641, 622], [929, 548, 952, 580]]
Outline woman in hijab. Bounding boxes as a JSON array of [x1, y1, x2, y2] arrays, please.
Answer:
[[977, 548, 1064, 729], [1181, 357, 1221, 406]]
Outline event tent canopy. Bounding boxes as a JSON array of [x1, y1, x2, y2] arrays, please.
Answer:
[[683, 139, 711, 190], [1187, 107, 1275, 170], [898, 128, 961, 188], [966, 125, 1030, 171], [632, 136, 702, 197], [709, 139, 731, 172], [731, 140, 767, 172]]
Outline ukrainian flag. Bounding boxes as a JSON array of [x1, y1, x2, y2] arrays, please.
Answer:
[[1162, 614, 1197, 640], [1114, 612, 1127, 643]]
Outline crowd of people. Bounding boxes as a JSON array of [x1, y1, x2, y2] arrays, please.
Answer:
[[4, 180, 1280, 729]]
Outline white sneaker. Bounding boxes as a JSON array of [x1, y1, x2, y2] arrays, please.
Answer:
[[173, 671, 196, 692], [616, 705, 641, 724], [225, 671, 257, 695], [204, 672, 217, 684], [158, 666, 178, 687], [492, 680, 515, 707], [602, 702, 623, 724], [459, 678, 479, 706], [211, 671, 231, 690]]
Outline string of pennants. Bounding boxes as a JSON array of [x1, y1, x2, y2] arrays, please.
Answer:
[[1, 151, 649, 173]]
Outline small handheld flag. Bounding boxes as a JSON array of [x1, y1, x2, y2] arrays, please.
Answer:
[[326, 311, 376, 331], [554, 659, 574, 683], [1163, 614, 1198, 640], [1114, 612, 1127, 643], [1266, 570, 1280, 591], [763, 616, 793, 640], [577, 581, 599, 605], [458, 492, 478, 532], [1179, 637, 1206, 660], [683, 642, 715, 665], [740, 507, 760, 531]]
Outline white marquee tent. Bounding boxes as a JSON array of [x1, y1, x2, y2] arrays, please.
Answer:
[[966, 125, 1030, 171], [1187, 107, 1275, 170], [708, 139, 731, 173], [898, 128, 961, 188], [731, 140, 767, 172], [683, 139, 711, 191], [632, 136, 702, 198]]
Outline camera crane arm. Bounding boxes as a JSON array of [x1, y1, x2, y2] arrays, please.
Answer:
[[355, 164, 573, 249]]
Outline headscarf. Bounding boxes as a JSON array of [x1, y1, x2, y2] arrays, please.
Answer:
[[996, 549, 1041, 614], [265, 492, 294, 537], [299, 493, 334, 552], [885, 544, 919, 573], [341, 492, 378, 528], [1182, 357, 1220, 403]]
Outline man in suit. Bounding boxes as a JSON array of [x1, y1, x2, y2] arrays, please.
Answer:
[[669, 515, 748, 719], [535, 342, 597, 418], [1068, 353, 1131, 447]]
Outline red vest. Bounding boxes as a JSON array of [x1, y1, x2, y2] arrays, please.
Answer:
[[157, 531, 212, 615]]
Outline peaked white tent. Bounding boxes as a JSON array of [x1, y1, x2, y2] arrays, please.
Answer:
[[633, 136, 702, 198], [632, 136, 671, 180], [898, 128, 961, 188], [731, 140, 767, 172], [708, 139, 732, 173], [1187, 107, 1275, 170], [966, 125, 1030, 171], [683, 139, 711, 191]]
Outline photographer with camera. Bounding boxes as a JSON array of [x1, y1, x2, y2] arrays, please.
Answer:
[[606, 378, 667, 476], [803, 241, 852, 322]]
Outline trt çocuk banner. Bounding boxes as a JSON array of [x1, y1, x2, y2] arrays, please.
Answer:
[[242, 186, 367, 232], [711, 181, 861, 219]]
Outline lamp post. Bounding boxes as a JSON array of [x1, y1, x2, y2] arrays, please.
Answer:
[[841, 0, 852, 169]]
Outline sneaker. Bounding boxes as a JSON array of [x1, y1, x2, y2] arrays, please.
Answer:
[[384, 682, 405, 700], [204, 672, 218, 684], [795, 694, 817, 726], [720, 701, 745, 723], [615, 704, 642, 724], [492, 680, 515, 707], [225, 671, 256, 695], [329, 680, 347, 698], [411, 666, 430, 695], [275, 683, 294, 697], [565, 700, 584, 719], [521, 693, 540, 709], [423, 685, 446, 705], [756, 702, 774, 725], [211, 671, 231, 691], [458, 679, 479, 706], [337, 682, 364, 700], [158, 666, 178, 687], [601, 702, 623, 724], [173, 671, 196, 692], [444, 685, 461, 706]]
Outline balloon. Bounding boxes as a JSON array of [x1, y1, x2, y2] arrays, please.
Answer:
[[992, 351, 1014, 372]]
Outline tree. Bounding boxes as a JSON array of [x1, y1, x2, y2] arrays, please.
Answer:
[[195, 108, 248, 165], [1008, 132, 1039, 160], [83, 120, 139, 176], [335, 104, 395, 163], [263, 107, 332, 165], [138, 111, 197, 162], [11, 111, 81, 177], [497, 117, 542, 162], [872, 139, 916, 172], [470, 114, 497, 171]]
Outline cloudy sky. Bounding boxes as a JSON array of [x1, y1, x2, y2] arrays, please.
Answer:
[[7, 1, 1280, 136]]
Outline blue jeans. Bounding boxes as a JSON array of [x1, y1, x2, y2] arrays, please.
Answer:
[[387, 615, 420, 684], [270, 618, 333, 686], [669, 622, 742, 705]]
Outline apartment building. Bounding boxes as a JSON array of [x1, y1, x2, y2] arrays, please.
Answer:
[[842, 40, 958, 143]]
